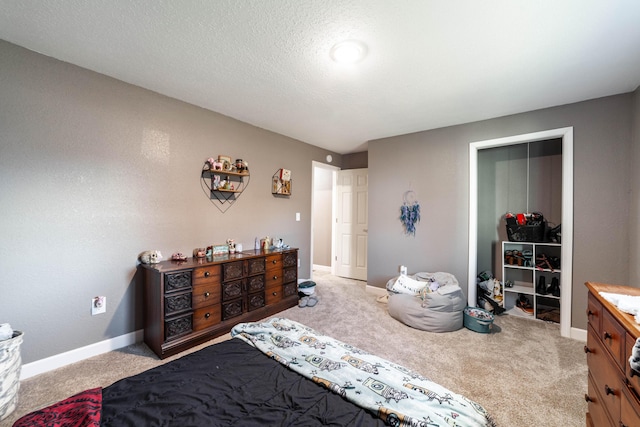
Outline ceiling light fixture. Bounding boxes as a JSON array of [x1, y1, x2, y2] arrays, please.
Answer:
[[330, 40, 367, 64]]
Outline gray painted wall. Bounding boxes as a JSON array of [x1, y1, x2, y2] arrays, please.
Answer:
[[369, 93, 634, 331], [0, 40, 341, 363]]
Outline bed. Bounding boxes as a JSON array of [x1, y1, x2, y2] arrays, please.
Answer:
[[13, 318, 496, 427]]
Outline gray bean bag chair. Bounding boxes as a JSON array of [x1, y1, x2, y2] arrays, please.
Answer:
[[386, 272, 466, 333]]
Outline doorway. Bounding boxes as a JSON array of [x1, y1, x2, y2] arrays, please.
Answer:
[[468, 127, 574, 338], [311, 161, 339, 276]]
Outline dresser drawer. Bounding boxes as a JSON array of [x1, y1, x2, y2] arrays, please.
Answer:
[[164, 313, 192, 341], [266, 270, 283, 288], [193, 265, 221, 284], [222, 300, 243, 321], [283, 266, 297, 283], [283, 281, 297, 297], [266, 254, 282, 271], [602, 308, 626, 369], [247, 274, 265, 293], [247, 257, 265, 275], [247, 292, 265, 311], [587, 328, 622, 422], [587, 293, 602, 335], [164, 290, 192, 316], [622, 383, 640, 427], [222, 280, 243, 301], [192, 281, 220, 309], [266, 286, 282, 305], [283, 251, 297, 267], [223, 261, 244, 281], [587, 374, 614, 427], [164, 271, 192, 293], [193, 306, 221, 331]]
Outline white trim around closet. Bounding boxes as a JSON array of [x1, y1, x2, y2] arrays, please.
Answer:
[[468, 127, 574, 338]]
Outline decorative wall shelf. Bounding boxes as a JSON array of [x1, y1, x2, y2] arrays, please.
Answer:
[[201, 163, 250, 213], [272, 168, 291, 196]]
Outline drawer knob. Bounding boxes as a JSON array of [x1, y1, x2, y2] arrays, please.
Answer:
[[272, 292, 278, 296], [204, 292, 210, 298], [272, 260, 277, 264], [604, 385, 614, 396], [587, 309, 594, 316], [583, 345, 592, 354], [603, 332, 612, 341], [204, 271, 210, 277], [205, 312, 211, 319], [584, 394, 592, 403], [273, 275, 278, 280]]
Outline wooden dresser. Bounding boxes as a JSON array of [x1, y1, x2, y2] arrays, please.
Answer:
[[585, 282, 640, 426], [141, 248, 298, 359]]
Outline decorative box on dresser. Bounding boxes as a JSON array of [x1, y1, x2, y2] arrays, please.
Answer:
[[141, 248, 298, 359], [585, 282, 640, 427]]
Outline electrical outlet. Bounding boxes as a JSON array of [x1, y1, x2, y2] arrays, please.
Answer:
[[92, 296, 106, 315], [400, 265, 407, 275], [296, 212, 300, 221]]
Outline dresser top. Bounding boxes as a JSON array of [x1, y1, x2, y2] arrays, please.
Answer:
[[140, 248, 298, 273], [586, 281, 640, 339]]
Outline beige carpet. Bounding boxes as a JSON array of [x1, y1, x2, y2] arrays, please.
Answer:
[[2, 271, 587, 426]]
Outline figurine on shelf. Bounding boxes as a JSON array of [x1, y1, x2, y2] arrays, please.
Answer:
[[139, 250, 162, 264], [171, 252, 187, 261], [206, 157, 223, 171], [227, 239, 236, 254], [213, 175, 221, 190], [193, 248, 206, 258]]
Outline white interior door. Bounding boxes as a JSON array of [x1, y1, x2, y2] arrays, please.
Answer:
[[335, 169, 368, 280]]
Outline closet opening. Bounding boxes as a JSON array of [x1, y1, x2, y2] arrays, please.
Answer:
[[468, 128, 574, 338]]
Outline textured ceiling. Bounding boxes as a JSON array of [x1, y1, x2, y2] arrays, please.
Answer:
[[1, 0, 639, 154]]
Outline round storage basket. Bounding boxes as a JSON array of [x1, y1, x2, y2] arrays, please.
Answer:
[[0, 330, 23, 421], [463, 307, 494, 333], [298, 280, 316, 296]]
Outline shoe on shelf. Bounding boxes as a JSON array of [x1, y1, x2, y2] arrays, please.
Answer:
[[550, 277, 560, 297], [516, 294, 534, 315], [504, 250, 514, 265], [537, 276, 547, 295]]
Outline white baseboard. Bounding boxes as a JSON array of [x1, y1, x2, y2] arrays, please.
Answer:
[[366, 284, 387, 297], [312, 264, 331, 272], [20, 329, 144, 380], [570, 327, 587, 342]]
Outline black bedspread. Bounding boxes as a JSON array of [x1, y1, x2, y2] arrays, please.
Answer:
[[100, 338, 387, 426]]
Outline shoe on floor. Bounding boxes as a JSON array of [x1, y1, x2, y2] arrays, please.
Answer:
[[307, 295, 318, 307], [376, 295, 389, 304], [299, 296, 309, 307]]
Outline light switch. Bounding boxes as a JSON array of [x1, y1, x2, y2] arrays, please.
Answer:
[[296, 212, 300, 221]]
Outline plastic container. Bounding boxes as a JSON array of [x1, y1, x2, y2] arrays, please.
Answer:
[[0, 330, 23, 421], [298, 280, 316, 296], [463, 307, 494, 333]]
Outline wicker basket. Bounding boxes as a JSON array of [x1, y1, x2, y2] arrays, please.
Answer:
[[0, 331, 23, 421]]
